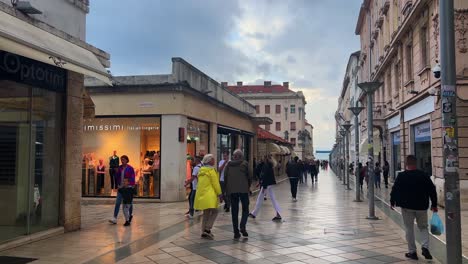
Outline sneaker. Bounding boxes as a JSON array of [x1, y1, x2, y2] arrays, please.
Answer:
[[240, 229, 248, 237], [421, 248, 433, 260], [224, 207, 230, 213], [123, 221, 130, 226], [405, 252, 418, 260], [187, 214, 194, 219], [234, 232, 241, 239], [129, 215, 133, 223], [292, 198, 297, 202], [108, 218, 117, 224], [272, 216, 282, 221], [249, 213, 256, 219], [264, 197, 267, 201]]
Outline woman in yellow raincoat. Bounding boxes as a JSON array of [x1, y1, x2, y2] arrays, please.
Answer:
[[194, 154, 222, 239]]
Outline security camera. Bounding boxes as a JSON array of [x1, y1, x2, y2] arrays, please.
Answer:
[[432, 60, 441, 79]]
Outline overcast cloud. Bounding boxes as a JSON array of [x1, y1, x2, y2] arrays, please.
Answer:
[[87, 0, 361, 151]]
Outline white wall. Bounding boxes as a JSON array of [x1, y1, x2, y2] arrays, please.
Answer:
[[1, 0, 87, 40], [160, 115, 188, 202]]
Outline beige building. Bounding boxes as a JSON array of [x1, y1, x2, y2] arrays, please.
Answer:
[[85, 58, 263, 202], [355, 0, 468, 205], [226, 81, 313, 159], [0, 0, 110, 247]]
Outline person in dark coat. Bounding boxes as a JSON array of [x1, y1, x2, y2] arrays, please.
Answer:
[[390, 155, 437, 261], [249, 154, 282, 221], [286, 156, 301, 201], [383, 160, 390, 188]]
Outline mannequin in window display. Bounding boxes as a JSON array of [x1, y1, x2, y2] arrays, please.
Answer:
[[142, 158, 152, 196], [109, 150, 120, 195], [96, 159, 106, 195], [88, 153, 96, 195], [152, 151, 160, 197]]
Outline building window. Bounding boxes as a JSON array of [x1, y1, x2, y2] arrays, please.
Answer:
[[290, 122, 296, 131], [265, 105, 270, 114], [290, 105, 296, 114], [420, 25, 429, 69], [291, 138, 296, 146], [255, 105, 260, 114], [275, 122, 281, 131], [406, 42, 413, 81], [298, 107, 302, 120], [265, 124, 270, 131], [275, 105, 281, 114], [412, 122, 432, 176]]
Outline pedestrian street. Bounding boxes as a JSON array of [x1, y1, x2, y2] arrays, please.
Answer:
[[1, 169, 442, 264]]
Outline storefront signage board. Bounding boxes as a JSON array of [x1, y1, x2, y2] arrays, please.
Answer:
[[0, 51, 66, 92], [414, 122, 431, 143]]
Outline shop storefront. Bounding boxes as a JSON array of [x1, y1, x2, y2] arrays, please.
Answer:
[[412, 122, 432, 175], [82, 117, 161, 198], [0, 51, 65, 243], [187, 119, 209, 158], [217, 125, 252, 161], [391, 131, 401, 178]]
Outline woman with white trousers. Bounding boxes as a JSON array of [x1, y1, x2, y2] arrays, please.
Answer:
[[249, 154, 282, 221]]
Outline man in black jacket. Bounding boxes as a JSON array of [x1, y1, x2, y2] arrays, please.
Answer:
[[286, 156, 301, 201], [390, 155, 438, 261]]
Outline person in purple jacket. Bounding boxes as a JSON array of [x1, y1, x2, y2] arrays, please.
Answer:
[[109, 155, 136, 224]]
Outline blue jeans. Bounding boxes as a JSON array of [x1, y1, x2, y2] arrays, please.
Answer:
[[114, 192, 133, 218], [189, 190, 196, 216]]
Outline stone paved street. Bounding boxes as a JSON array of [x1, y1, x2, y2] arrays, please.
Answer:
[[1, 169, 442, 263]]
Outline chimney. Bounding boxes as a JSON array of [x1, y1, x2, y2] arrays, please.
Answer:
[[221, 82, 228, 87], [264, 81, 272, 86], [283, 82, 289, 89], [237, 81, 243, 86]]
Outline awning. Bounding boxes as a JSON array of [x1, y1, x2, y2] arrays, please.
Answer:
[[280, 146, 290, 155], [0, 11, 111, 85], [267, 143, 281, 155]]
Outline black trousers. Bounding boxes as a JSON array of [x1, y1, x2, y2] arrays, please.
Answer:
[[230, 193, 249, 233], [289, 178, 299, 198], [220, 181, 230, 209], [109, 168, 117, 189]]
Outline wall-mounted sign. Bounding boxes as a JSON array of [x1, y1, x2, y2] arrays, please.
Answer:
[[392, 131, 401, 145], [0, 51, 66, 92], [83, 124, 159, 132], [414, 122, 431, 143], [139, 102, 154, 108]]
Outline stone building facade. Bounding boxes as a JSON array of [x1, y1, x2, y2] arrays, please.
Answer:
[[226, 82, 313, 159], [355, 0, 468, 206], [0, 0, 110, 248]]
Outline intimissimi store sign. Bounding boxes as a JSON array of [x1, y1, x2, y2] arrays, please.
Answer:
[[0, 51, 66, 92]]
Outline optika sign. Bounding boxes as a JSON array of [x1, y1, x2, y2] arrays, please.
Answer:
[[0, 51, 66, 92]]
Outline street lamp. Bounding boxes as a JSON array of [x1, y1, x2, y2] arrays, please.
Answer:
[[339, 129, 347, 185], [336, 136, 342, 179], [348, 106, 365, 202], [358, 81, 382, 220], [342, 121, 352, 190]]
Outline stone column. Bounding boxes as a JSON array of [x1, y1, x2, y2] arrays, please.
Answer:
[[209, 123, 218, 161], [160, 115, 188, 202], [62, 72, 84, 231]]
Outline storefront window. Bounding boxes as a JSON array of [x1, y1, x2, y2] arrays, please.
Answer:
[[0, 81, 63, 242], [391, 131, 401, 179], [186, 119, 209, 158], [0, 51, 65, 243], [413, 122, 432, 175], [82, 117, 161, 198]]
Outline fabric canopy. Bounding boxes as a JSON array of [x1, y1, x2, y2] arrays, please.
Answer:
[[267, 142, 282, 154], [0, 11, 111, 85]]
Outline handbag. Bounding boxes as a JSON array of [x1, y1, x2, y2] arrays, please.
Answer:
[[430, 212, 444, 236]]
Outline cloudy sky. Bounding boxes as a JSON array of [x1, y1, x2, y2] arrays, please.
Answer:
[[87, 0, 362, 152]]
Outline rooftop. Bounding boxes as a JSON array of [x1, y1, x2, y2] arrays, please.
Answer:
[[226, 81, 293, 94], [257, 127, 291, 145]]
